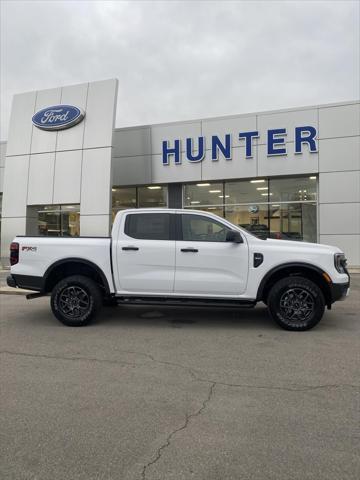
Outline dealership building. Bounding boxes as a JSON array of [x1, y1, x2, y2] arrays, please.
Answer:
[[0, 78, 359, 267]]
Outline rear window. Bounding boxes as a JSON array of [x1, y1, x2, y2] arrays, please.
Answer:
[[125, 213, 171, 240]]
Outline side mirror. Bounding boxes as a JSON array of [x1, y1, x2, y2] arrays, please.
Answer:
[[226, 230, 243, 243]]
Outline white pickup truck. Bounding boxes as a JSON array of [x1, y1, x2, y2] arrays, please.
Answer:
[[7, 208, 350, 330]]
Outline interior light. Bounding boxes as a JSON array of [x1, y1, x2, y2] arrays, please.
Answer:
[[112, 188, 116, 192], [309, 176, 316, 180], [196, 183, 211, 187], [261, 193, 273, 196], [256, 187, 268, 191], [271, 204, 280, 207], [219, 195, 230, 198], [209, 190, 221, 193], [250, 179, 265, 183], [191, 201, 200, 204], [147, 186, 162, 190]]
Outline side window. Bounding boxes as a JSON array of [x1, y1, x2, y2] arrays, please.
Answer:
[[181, 214, 230, 242], [125, 213, 171, 240]]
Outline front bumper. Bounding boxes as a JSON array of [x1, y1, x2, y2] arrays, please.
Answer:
[[330, 280, 350, 302]]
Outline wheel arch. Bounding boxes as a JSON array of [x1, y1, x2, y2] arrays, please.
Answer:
[[43, 258, 110, 295], [257, 262, 332, 308]]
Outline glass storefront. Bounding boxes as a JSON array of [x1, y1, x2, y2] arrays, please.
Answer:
[[37, 205, 80, 236], [183, 176, 317, 242], [104, 178, 317, 242], [0, 193, 2, 246], [112, 185, 168, 220]]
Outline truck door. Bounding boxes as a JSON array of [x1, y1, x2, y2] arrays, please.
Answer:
[[174, 213, 249, 296], [114, 212, 175, 293]]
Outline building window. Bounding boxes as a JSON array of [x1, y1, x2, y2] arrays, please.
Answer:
[[184, 182, 223, 207], [225, 204, 270, 239], [138, 186, 168, 208], [183, 176, 317, 242], [269, 177, 317, 202], [0, 193, 2, 253], [112, 185, 168, 220], [37, 205, 80, 237]]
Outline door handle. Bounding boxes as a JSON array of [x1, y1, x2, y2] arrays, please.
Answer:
[[122, 246, 139, 251], [181, 248, 198, 253]]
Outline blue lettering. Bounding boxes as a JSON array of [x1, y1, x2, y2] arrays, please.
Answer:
[[211, 134, 231, 161], [186, 137, 205, 162], [162, 139, 181, 165], [295, 126, 317, 154], [267, 129, 287, 156], [239, 131, 259, 158]]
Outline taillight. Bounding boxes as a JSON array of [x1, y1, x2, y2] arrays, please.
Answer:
[[10, 242, 19, 266]]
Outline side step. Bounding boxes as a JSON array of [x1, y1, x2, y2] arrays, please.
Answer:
[[114, 296, 256, 309]]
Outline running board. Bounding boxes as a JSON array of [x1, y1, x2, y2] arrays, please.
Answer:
[[114, 296, 256, 308]]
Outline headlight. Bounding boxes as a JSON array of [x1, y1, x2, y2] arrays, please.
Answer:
[[334, 253, 347, 274]]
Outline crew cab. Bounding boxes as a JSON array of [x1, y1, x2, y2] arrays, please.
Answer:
[[7, 209, 350, 330]]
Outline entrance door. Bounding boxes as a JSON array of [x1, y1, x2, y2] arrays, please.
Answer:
[[114, 212, 175, 293], [174, 213, 249, 296]]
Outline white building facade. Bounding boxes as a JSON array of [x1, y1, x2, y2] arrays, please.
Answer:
[[0, 79, 359, 267]]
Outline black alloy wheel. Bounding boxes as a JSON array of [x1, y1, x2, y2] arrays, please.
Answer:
[[268, 276, 325, 331], [58, 285, 90, 318], [51, 275, 102, 326], [279, 287, 315, 323]]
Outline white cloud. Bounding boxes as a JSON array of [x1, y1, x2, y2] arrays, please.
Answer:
[[0, 0, 359, 139]]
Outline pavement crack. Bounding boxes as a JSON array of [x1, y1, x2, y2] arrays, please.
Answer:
[[2, 350, 358, 393], [141, 382, 216, 480], [0, 350, 143, 368], [113, 349, 199, 381], [196, 377, 359, 392]]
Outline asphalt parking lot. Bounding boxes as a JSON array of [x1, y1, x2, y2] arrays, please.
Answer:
[[1, 272, 359, 480]]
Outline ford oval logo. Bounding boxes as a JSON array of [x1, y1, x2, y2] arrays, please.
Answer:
[[248, 205, 259, 214], [32, 105, 85, 131]]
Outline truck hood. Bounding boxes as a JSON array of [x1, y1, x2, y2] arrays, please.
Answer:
[[263, 238, 343, 254]]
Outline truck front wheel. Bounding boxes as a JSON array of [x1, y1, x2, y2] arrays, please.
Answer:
[[51, 275, 102, 326], [267, 276, 325, 331]]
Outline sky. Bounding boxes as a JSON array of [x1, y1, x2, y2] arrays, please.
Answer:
[[0, 0, 359, 140]]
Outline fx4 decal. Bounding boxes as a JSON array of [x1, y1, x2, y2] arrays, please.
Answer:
[[22, 246, 37, 252]]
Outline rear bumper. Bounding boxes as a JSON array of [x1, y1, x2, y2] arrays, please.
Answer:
[[7, 274, 43, 292], [6, 275, 16, 288]]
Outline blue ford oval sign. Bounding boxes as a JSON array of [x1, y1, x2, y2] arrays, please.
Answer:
[[248, 205, 259, 214], [32, 105, 85, 131]]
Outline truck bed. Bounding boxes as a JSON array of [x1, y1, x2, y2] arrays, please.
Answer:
[[10, 236, 114, 293]]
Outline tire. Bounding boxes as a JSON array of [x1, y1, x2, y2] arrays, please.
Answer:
[[51, 275, 102, 326], [267, 276, 325, 331]]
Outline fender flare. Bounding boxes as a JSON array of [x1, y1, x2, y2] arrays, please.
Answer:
[[43, 257, 111, 294], [256, 262, 329, 301]]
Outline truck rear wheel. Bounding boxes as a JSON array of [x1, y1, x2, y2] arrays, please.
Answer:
[[267, 276, 325, 331], [51, 275, 102, 326]]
